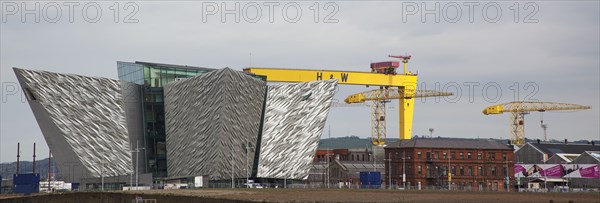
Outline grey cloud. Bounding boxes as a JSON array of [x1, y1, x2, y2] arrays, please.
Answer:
[[1, 1, 598, 162]]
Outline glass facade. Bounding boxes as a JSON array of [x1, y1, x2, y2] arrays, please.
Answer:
[[117, 61, 213, 178]]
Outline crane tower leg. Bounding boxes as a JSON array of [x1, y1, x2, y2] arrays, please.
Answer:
[[510, 112, 526, 145], [399, 87, 415, 140], [371, 91, 387, 146]]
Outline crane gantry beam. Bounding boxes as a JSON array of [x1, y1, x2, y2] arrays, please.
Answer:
[[243, 67, 419, 142], [345, 89, 453, 104], [483, 101, 591, 115], [483, 101, 591, 145], [244, 67, 417, 86], [344, 88, 453, 145]]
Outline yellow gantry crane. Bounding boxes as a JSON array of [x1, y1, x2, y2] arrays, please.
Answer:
[[244, 55, 419, 143], [344, 89, 453, 146], [483, 101, 591, 145]]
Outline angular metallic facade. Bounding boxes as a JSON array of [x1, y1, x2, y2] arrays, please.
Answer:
[[257, 79, 337, 179], [13, 68, 133, 182], [164, 68, 266, 179]]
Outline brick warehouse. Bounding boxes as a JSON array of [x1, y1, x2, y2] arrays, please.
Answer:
[[384, 137, 514, 191]]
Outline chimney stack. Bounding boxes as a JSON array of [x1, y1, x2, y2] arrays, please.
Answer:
[[33, 143, 36, 173], [16, 142, 20, 175], [564, 139, 568, 144], [537, 139, 540, 144]]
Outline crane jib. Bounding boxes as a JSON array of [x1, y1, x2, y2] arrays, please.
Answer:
[[316, 72, 349, 82]]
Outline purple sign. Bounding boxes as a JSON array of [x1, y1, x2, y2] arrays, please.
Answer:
[[514, 164, 526, 174], [540, 164, 563, 178], [579, 165, 600, 178]]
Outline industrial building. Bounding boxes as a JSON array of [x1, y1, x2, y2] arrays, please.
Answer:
[[308, 138, 388, 188], [513, 141, 600, 190], [514, 141, 599, 164], [12, 61, 337, 189], [384, 137, 514, 191]]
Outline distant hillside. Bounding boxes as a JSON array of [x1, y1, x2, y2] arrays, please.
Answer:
[[318, 136, 599, 149], [318, 136, 400, 149], [0, 158, 57, 180]]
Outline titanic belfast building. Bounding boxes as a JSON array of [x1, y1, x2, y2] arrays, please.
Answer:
[[13, 61, 337, 188]]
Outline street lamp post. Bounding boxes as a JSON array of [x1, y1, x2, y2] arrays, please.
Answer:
[[402, 151, 406, 189], [231, 149, 235, 189], [448, 150, 451, 191], [134, 141, 145, 190], [384, 152, 392, 189], [371, 147, 376, 172], [245, 141, 254, 188], [505, 159, 510, 192], [542, 159, 547, 192], [326, 151, 330, 188], [284, 170, 287, 188], [101, 161, 104, 191]]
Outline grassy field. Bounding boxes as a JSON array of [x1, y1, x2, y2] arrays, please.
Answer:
[[121, 188, 600, 203]]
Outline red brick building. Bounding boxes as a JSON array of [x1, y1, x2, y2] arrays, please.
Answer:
[[384, 138, 514, 191]]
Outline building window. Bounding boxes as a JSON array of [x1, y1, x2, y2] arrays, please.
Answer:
[[489, 153, 495, 160], [451, 152, 456, 159], [503, 166, 508, 177], [418, 165, 422, 175], [467, 152, 472, 159], [502, 153, 507, 161], [483, 166, 487, 176], [491, 167, 497, 176], [451, 166, 456, 175], [418, 151, 422, 159], [459, 152, 464, 159], [477, 153, 482, 160], [434, 152, 439, 159], [443, 152, 447, 159], [460, 166, 464, 176], [468, 166, 473, 176], [478, 166, 483, 176], [426, 152, 431, 160]]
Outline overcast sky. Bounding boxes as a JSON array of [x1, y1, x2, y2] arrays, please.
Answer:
[[1, 1, 598, 162]]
